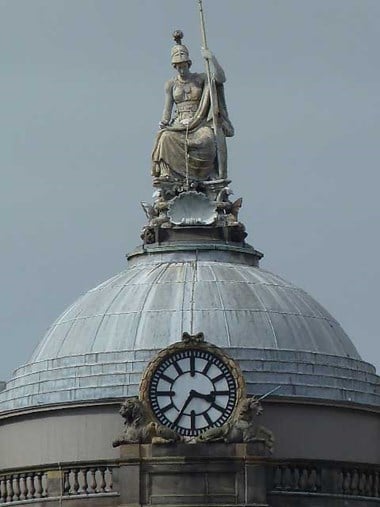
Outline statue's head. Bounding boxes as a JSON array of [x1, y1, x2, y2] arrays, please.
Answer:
[[119, 397, 150, 426], [171, 45, 192, 68], [171, 30, 192, 69], [236, 397, 263, 422]]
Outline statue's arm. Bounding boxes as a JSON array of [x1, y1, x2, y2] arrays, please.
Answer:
[[201, 49, 226, 84], [160, 79, 174, 128]]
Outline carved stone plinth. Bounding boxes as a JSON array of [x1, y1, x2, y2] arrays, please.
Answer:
[[117, 442, 270, 506]]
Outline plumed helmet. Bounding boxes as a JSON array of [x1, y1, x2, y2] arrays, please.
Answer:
[[171, 30, 191, 65], [171, 44, 190, 64]]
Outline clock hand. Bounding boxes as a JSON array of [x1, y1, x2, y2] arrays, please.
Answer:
[[189, 390, 216, 403], [173, 390, 196, 425], [191, 391, 225, 413]]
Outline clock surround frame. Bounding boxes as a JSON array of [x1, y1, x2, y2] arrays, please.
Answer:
[[139, 333, 246, 436]]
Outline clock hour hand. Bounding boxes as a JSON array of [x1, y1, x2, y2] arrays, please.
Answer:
[[190, 390, 216, 403], [173, 390, 218, 426]]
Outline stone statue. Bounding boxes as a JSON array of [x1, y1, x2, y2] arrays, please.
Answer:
[[113, 397, 181, 446], [196, 396, 274, 453], [152, 31, 234, 185], [140, 30, 247, 245]]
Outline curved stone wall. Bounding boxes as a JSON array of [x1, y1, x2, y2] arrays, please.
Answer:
[[0, 400, 378, 470], [0, 348, 378, 413]]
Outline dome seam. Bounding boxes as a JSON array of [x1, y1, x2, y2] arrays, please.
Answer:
[[88, 268, 145, 354], [132, 263, 171, 349], [209, 264, 232, 346]]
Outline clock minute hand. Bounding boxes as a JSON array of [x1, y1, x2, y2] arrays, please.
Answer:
[[173, 390, 197, 425]]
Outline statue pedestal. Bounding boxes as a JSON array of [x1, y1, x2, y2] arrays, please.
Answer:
[[117, 442, 270, 507]]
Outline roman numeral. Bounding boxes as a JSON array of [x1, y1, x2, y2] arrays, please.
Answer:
[[156, 390, 175, 396], [173, 412, 184, 426], [160, 374, 174, 384], [214, 390, 230, 396], [190, 353, 196, 377], [190, 410, 196, 430], [212, 373, 225, 383], [204, 412, 213, 426], [211, 402, 225, 413], [173, 362, 183, 375], [202, 360, 212, 375], [161, 402, 175, 413]]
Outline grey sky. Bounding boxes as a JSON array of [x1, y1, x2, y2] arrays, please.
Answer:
[[1, 0, 379, 380]]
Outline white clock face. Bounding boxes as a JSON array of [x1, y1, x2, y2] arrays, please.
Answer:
[[149, 348, 237, 436]]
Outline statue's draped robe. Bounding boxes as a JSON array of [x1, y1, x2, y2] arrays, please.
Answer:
[[152, 73, 234, 181]]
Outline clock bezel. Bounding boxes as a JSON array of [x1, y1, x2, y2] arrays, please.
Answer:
[[139, 336, 246, 436]]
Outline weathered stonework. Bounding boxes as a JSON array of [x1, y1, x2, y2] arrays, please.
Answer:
[[118, 442, 270, 506]]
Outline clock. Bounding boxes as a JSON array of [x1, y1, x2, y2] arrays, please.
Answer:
[[140, 336, 245, 437]]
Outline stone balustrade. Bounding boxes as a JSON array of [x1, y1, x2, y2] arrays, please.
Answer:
[[0, 457, 378, 505], [0, 463, 117, 504], [0, 472, 48, 503], [271, 461, 380, 500], [62, 466, 113, 496]]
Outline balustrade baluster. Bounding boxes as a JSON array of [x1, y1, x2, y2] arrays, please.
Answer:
[[6, 476, 13, 503], [72, 469, 80, 495], [27, 472, 35, 499], [98, 467, 106, 493], [292, 467, 300, 490], [365, 472, 372, 497], [80, 468, 88, 495], [63, 470, 71, 495], [89, 468, 97, 493], [351, 469, 359, 495], [273, 467, 281, 489], [12, 474, 20, 501], [315, 468, 321, 492], [0, 476, 7, 503], [359, 472, 366, 496], [299, 468, 308, 490], [19, 473, 27, 501], [106, 467, 113, 492], [35, 472, 43, 498], [343, 470, 351, 495], [374, 472, 379, 498], [307, 468, 317, 492], [336, 469, 344, 494], [41, 473, 48, 498]]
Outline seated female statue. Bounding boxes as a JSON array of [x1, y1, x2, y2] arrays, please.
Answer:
[[152, 33, 234, 183]]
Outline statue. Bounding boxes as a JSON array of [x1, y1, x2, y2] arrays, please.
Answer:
[[151, 30, 234, 186], [196, 396, 274, 453], [140, 6, 249, 245], [112, 397, 181, 446]]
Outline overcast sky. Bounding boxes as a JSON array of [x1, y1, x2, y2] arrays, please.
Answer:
[[1, 0, 379, 380]]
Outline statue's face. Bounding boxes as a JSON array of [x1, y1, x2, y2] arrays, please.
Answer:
[[175, 61, 190, 77]]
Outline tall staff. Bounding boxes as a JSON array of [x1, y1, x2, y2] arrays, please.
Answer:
[[198, 0, 225, 179]]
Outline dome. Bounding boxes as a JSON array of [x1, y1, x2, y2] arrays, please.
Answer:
[[0, 243, 378, 412], [32, 247, 358, 361]]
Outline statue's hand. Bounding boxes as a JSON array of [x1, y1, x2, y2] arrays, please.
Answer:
[[201, 47, 213, 61], [159, 120, 169, 129]]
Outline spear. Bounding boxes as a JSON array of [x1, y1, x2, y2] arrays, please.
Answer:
[[257, 385, 282, 402], [197, 0, 225, 179]]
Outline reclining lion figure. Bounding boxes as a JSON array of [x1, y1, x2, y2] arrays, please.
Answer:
[[196, 396, 274, 453], [113, 397, 181, 446]]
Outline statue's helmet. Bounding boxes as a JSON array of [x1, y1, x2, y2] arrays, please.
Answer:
[[171, 44, 190, 65]]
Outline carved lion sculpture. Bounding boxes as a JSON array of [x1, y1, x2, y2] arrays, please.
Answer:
[[196, 396, 274, 453], [112, 397, 181, 447]]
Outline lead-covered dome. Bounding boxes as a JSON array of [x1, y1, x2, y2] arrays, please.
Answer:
[[0, 243, 378, 412], [32, 248, 358, 361]]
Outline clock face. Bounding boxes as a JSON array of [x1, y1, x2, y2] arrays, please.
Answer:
[[148, 348, 237, 437]]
